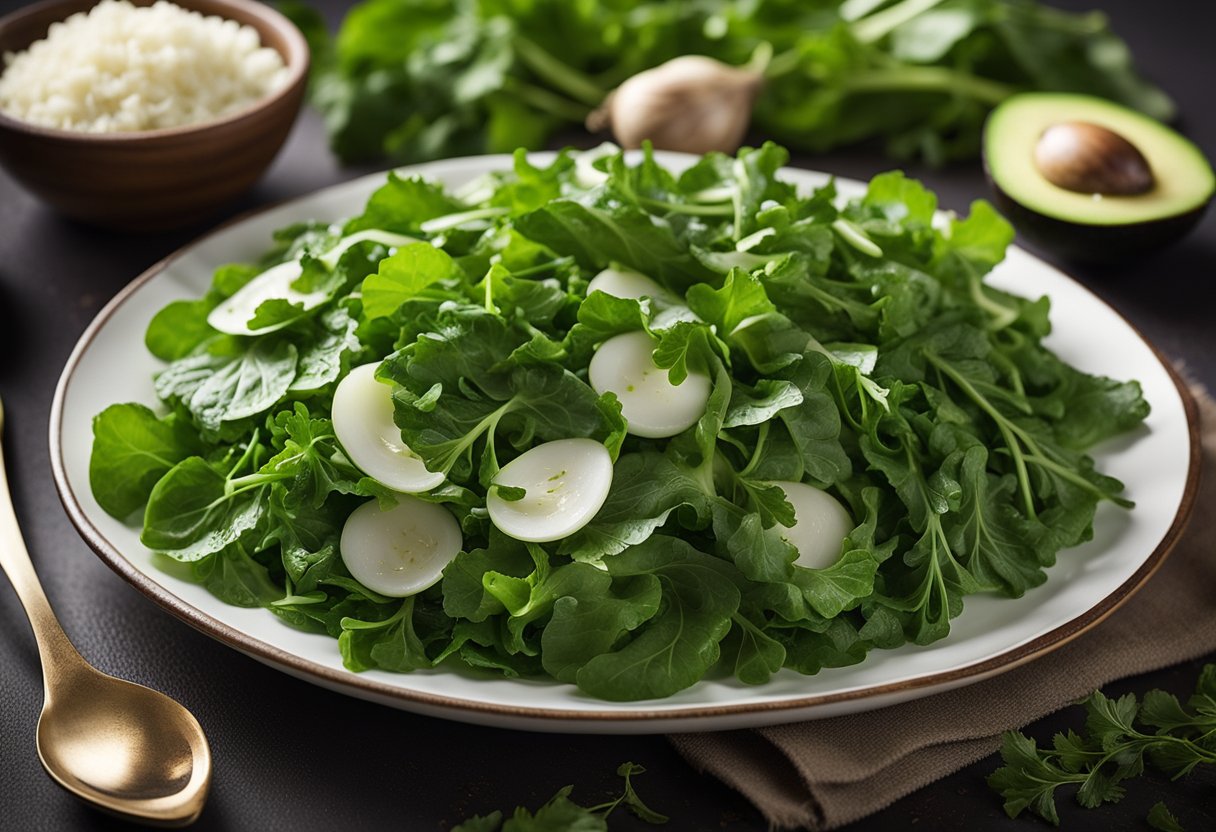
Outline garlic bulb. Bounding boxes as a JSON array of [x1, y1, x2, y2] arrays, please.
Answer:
[[587, 56, 763, 156]]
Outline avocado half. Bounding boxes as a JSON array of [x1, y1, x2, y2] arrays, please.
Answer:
[[984, 93, 1214, 261]]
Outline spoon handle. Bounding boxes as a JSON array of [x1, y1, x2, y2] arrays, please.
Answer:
[[0, 402, 83, 684]]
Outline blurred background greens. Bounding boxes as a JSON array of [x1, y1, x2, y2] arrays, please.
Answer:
[[283, 0, 1173, 166]]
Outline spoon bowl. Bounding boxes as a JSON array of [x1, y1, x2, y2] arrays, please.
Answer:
[[0, 394, 211, 825], [36, 665, 210, 824]]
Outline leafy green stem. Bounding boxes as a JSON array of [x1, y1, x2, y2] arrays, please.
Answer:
[[761, 44, 804, 80], [850, 0, 950, 44], [501, 75, 592, 123], [738, 421, 770, 479], [582, 762, 669, 824], [967, 269, 1020, 330], [340, 597, 412, 631], [1050, 731, 1216, 769], [512, 33, 606, 107], [226, 433, 332, 494], [989, 346, 1027, 399], [1021, 452, 1133, 509], [891, 509, 964, 638], [437, 401, 514, 476], [731, 158, 748, 242], [509, 255, 577, 279], [226, 428, 262, 480], [639, 197, 737, 217], [840, 67, 1016, 106], [804, 278, 880, 328], [926, 351, 1037, 518], [934, 348, 1135, 513], [1005, 2, 1108, 36], [832, 218, 884, 257], [225, 470, 292, 494], [272, 588, 327, 607]]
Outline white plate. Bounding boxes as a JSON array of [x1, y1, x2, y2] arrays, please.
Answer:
[[50, 154, 1199, 733]]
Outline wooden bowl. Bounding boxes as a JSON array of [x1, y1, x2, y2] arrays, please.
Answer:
[[0, 0, 309, 230]]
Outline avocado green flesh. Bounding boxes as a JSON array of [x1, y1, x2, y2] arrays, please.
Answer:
[[985, 93, 1214, 227]]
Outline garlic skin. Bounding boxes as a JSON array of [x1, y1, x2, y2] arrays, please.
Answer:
[[588, 56, 763, 156]]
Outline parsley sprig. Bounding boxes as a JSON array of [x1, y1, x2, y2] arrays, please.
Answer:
[[454, 762, 668, 831], [1147, 802, 1185, 832], [988, 665, 1216, 826]]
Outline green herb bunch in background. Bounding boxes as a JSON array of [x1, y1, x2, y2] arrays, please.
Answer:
[[285, 0, 1173, 166]]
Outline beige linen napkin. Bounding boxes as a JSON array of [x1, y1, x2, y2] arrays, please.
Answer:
[[671, 386, 1216, 830]]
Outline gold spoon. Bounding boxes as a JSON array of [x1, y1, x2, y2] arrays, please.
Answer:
[[0, 394, 211, 826]]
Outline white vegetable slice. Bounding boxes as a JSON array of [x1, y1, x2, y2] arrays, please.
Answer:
[[772, 481, 854, 570], [588, 331, 711, 438], [340, 496, 462, 597], [486, 438, 613, 543], [453, 173, 497, 205], [586, 266, 671, 303], [332, 363, 445, 493], [318, 229, 420, 268], [690, 184, 737, 203], [419, 206, 509, 234], [735, 227, 776, 252], [208, 232, 423, 335], [573, 142, 619, 188], [206, 260, 323, 336]]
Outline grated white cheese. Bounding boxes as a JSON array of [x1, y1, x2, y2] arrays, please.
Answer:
[[0, 0, 289, 133]]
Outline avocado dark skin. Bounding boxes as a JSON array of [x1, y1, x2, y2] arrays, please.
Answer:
[[984, 166, 1211, 263]]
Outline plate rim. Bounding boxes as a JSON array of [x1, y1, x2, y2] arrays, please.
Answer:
[[49, 154, 1202, 724]]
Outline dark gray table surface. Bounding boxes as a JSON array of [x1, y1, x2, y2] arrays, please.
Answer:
[[1, 1, 1214, 830]]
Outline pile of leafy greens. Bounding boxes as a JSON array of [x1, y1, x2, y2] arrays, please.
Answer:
[[285, 0, 1173, 165], [90, 142, 1148, 701]]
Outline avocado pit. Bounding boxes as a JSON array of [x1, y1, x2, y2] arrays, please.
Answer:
[[1034, 121, 1155, 196]]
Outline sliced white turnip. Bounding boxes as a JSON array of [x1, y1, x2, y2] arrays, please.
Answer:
[[689, 184, 737, 203], [208, 232, 423, 335], [586, 266, 672, 303], [332, 363, 445, 493], [340, 496, 462, 597], [317, 229, 420, 268], [588, 331, 711, 438], [735, 227, 776, 252], [419, 206, 509, 235], [771, 481, 854, 570], [486, 438, 614, 543], [453, 173, 497, 206], [206, 260, 323, 336], [573, 142, 619, 188]]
